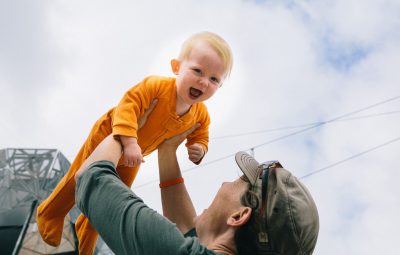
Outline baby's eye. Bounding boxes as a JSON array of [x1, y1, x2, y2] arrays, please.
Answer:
[[210, 77, 219, 83], [192, 68, 201, 74]]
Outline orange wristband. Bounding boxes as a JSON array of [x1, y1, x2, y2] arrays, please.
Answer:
[[159, 177, 184, 188]]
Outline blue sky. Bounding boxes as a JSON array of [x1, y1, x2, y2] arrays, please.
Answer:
[[323, 42, 368, 71], [1, 0, 400, 254]]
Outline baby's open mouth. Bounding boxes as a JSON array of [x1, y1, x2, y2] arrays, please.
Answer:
[[189, 87, 203, 98]]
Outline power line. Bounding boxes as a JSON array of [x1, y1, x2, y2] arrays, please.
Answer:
[[133, 135, 400, 189], [184, 95, 400, 172], [211, 110, 400, 140], [299, 136, 400, 179], [133, 95, 400, 189], [251, 96, 400, 151]]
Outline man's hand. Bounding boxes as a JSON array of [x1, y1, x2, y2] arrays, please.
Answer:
[[138, 99, 158, 129], [158, 123, 201, 152], [187, 143, 205, 164]]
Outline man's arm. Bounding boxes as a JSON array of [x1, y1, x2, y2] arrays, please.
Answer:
[[74, 136, 195, 255], [158, 124, 200, 234], [75, 135, 123, 182]]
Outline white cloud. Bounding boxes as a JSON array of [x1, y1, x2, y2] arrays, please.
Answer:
[[1, 0, 400, 254]]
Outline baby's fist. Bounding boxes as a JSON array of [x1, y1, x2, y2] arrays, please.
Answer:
[[187, 143, 205, 164]]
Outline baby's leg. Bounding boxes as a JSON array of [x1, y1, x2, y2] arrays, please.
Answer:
[[37, 114, 111, 246], [75, 164, 140, 254], [75, 214, 98, 255], [36, 145, 87, 246], [117, 164, 141, 186]]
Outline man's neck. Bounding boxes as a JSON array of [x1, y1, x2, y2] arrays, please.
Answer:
[[203, 230, 237, 255], [209, 244, 236, 255]]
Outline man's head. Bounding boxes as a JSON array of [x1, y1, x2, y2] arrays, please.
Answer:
[[234, 151, 319, 254], [171, 31, 233, 108]]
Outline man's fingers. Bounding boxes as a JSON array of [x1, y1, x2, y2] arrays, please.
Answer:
[[138, 99, 158, 129], [160, 123, 201, 149], [143, 99, 158, 118], [174, 123, 201, 143], [148, 98, 158, 112], [181, 123, 201, 137]]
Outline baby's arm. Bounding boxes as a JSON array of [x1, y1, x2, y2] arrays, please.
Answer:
[[113, 78, 159, 167], [120, 136, 143, 167], [113, 77, 158, 145], [186, 104, 210, 165], [118, 99, 158, 167], [187, 143, 206, 164]]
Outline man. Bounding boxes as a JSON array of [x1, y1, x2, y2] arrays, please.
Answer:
[[74, 125, 319, 254]]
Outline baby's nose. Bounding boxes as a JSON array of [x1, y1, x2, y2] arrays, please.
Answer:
[[198, 78, 209, 89]]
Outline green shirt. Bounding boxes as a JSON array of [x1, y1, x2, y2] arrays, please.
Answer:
[[76, 160, 220, 255]]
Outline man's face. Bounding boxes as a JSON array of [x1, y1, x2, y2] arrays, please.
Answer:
[[173, 41, 226, 107], [194, 177, 248, 240]]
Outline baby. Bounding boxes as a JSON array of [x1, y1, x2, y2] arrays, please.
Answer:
[[36, 31, 233, 254]]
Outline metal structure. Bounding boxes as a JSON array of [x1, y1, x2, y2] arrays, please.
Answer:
[[0, 148, 77, 254], [0, 148, 113, 255], [0, 148, 70, 213]]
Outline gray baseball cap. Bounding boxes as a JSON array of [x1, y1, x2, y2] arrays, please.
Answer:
[[235, 151, 319, 254]]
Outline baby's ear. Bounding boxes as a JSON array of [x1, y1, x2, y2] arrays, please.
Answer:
[[170, 59, 180, 74]]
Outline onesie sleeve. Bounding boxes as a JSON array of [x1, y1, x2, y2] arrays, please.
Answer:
[[112, 76, 159, 138]]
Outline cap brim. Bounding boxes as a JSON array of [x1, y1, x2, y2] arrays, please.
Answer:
[[235, 151, 261, 184]]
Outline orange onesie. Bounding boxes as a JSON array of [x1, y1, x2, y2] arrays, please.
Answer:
[[36, 75, 210, 254]]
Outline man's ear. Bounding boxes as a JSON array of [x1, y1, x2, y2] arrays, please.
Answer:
[[227, 207, 252, 227], [170, 59, 180, 74]]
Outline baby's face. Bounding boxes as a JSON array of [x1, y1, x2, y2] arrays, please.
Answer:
[[174, 41, 226, 107]]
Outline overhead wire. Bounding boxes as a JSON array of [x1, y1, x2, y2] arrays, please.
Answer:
[[299, 136, 400, 179], [251, 95, 400, 151], [184, 95, 400, 173], [134, 134, 400, 189], [133, 95, 400, 189], [211, 110, 400, 139]]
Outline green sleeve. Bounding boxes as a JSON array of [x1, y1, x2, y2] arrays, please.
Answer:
[[76, 160, 218, 255]]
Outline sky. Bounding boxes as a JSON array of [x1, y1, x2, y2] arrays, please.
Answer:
[[1, 0, 400, 254]]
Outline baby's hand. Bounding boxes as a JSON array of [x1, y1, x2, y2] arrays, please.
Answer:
[[123, 142, 144, 167], [187, 143, 205, 164]]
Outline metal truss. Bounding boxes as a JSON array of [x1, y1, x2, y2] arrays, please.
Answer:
[[0, 148, 70, 213], [0, 148, 77, 254], [0, 148, 113, 254]]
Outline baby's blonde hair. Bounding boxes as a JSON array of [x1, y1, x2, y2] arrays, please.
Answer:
[[178, 31, 233, 77]]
